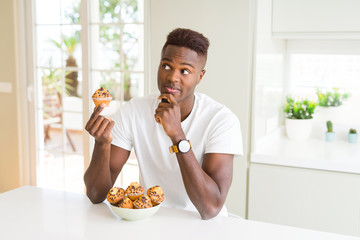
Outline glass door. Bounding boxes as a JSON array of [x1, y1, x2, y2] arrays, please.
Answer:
[[87, 0, 144, 187], [32, 0, 144, 193], [34, 0, 84, 192]]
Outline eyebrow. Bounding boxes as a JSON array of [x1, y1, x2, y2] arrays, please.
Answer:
[[161, 57, 195, 68]]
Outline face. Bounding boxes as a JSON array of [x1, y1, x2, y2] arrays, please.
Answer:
[[157, 45, 206, 106]]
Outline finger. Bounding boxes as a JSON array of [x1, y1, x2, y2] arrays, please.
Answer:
[[92, 104, 105, 118], [158, 94, 176, 105], [94, 118, 112, 138], [88, 116, 105, 136], [85, 104, 105, 130], [155, 108, 164, 114], [154, 113, 161, 124], [166, 94, 177, 104], [161, 98, 169, 103], [103, 120, 115, 136]]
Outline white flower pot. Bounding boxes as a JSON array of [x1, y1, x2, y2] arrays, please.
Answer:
[[316, 106, 344, 124], [285, 118, 314, 141]]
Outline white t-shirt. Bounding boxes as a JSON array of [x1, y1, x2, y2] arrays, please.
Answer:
[[111, 92, 243, 216]]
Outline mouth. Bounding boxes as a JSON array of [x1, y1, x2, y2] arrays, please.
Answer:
[[164, 86, 180, 94]]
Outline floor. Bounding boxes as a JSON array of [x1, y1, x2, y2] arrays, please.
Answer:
[[38, 127, 139, 193]]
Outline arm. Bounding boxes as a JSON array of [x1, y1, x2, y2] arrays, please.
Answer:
[[155, 95, 234, 219], [84, 104, 130, 203], [176, 151, 234, 219]]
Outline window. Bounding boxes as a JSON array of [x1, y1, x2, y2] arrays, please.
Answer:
[[286, 40, 360, 126], [251, 0, 360, 174], [32, 0, 144, 193]]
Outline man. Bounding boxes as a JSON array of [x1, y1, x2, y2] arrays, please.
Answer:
[[84, 28, 243, 219]]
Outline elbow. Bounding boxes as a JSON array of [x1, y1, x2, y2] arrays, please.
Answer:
[[86, 188, 106, 204], [200, 207, 221, 220], [199, 202, 223, 220], [83, 173, 107, 204]]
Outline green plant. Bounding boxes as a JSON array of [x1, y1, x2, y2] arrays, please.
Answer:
[[42, 59, 74, 99], [283, 96, 317, 119], [326, 121, 333, 132], [349, 128, 357, 134], [49, 31, 80, 97], [100, 77, 121, 100], [316, 87, 349, 107]]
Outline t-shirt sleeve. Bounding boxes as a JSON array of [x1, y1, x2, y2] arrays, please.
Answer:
[[205, 109, 243, 157], [111, 103, 133, 151]]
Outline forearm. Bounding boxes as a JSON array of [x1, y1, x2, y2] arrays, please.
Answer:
[[84, 141, 113, 203], [176, 151, 225, 219]]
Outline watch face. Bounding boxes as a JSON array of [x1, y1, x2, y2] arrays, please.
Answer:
[[178, 140, 191, 153]]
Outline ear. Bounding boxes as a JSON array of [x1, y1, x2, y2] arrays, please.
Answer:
[[197, 69, 206, 85]]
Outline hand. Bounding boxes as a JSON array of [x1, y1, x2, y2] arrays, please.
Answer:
[[154, 94, 184, 140], [85, 104, 115, 144]]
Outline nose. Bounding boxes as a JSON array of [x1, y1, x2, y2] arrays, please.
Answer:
[[167, 69, 180, 82]]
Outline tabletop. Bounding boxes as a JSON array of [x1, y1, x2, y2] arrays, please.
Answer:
[[0, 186, 359, 240]]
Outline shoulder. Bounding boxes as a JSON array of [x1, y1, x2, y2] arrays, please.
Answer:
[[195, 92, 237, 120]]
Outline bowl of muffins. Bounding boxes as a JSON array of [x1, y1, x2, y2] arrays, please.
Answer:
[[107, 182, 165, 221]]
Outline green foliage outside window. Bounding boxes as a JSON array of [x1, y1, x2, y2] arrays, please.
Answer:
[[60, 0, 141, 101]]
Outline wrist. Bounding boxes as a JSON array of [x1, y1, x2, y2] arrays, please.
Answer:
[[94, 140, 111, 149], [170, 133, 186, 145]]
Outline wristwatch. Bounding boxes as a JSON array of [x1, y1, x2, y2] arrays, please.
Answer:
[[169, 140, 192, 154]]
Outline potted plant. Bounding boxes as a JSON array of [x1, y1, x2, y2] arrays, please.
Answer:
[[325, 120, 335, 142], [316, 87, 349, 123], [348, 128, 358, 144], [316, 87, 349, 107], [283, 96, 318, 141]]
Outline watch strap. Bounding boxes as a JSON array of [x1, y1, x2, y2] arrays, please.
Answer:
[[169, 145, 179, 153], [169, 140, 191, 154]]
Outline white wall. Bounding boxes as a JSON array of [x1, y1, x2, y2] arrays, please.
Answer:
[[0, 0, 21, 192], [148, 0, 253, 217], [252, 0, 286, 150]]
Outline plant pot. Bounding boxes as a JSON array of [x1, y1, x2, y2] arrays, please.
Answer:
[[316, 106, 344, 124], [285, 118, 314, 141], [348, 133, 358, 144], [325, 132, 335, 142]]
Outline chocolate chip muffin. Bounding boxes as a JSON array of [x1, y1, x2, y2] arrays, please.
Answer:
[[147, 185, 165, 206], [133, 195, 153, 209], [106, 187, 125, 205], [92, 87, 112, 107], [117, 197, 133, 209], [125, 182, 145, 201]]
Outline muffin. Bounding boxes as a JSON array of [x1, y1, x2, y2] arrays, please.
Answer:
[[117, 197, 133, 209], [92, 87, 112, 107], [125, 182, 145, 201], [133, 195, 153, 209], [107, 187, 125, 205], [147, 185, 165, 206]]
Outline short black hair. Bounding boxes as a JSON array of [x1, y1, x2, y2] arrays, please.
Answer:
[[162, 28, 210, 58]]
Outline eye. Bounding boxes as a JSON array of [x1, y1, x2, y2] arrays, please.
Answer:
[[181, 69, 190, 75], [162, 64, 170, 70]]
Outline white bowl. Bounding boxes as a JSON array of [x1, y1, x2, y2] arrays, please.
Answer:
[[108, 203, 161, 221]]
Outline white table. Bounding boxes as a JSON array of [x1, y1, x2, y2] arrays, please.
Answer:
[[0, 186, 359, 240]]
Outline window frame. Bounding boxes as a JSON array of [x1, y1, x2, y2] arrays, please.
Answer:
[[17, 0, 150, 190]]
